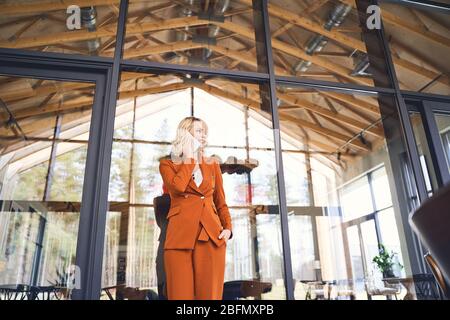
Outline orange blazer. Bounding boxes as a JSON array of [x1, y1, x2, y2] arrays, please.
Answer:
[[159, 155, 233, 250]]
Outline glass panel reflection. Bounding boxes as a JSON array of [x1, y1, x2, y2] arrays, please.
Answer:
[[276, 85, 419, 299], [103, 72, 286, 300], [360, 220, 378, 279], [409, 112, 438, 194], [434, 113, 450, 173], [0, 75, 94, 300], [347, 225, 364, 286]]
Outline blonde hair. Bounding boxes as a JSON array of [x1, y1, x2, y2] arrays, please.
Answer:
[[170, 116, 208, 158]]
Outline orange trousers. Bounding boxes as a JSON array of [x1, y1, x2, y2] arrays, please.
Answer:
[[164, 223, 227, 300]]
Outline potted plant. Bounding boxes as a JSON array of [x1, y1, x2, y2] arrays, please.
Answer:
[[372, 244, 403, 278]]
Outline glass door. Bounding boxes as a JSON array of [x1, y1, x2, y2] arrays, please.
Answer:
[[0, 57, 108, 300], [432, 111, 450, 174], [407, 100, 450, 191], [344, 218, 380, 299], [346, 225, 365, 284]]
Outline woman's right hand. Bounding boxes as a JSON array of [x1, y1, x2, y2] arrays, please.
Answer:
[[182, 133, 196, 160]]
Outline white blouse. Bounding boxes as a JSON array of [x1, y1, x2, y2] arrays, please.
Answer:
[[192, 168, 203, 187]]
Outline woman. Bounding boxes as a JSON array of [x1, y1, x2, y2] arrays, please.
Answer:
[[159, 116, 233, 300]]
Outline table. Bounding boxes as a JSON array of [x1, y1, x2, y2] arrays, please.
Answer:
[[0, 284, 67, 300], [300, 280, 334, 300], [101, 284, 156, 300], [383, 277, 415, 300]]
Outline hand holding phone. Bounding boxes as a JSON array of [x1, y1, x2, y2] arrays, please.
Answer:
[[183, 131, 201, 159]]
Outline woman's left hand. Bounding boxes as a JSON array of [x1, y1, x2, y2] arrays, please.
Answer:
[[218, 229, 232, 242]]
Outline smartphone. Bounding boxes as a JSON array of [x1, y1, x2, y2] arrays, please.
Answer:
[[187, 131, 202, 151]]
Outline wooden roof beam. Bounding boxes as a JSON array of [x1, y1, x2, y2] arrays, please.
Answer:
[[279, 112, 370, 152], [0, 72, 153, 105], [0, 0, 129, 15], [0, 14, 370, 85], [248, 0, 450, 86], [320, 91, 380, 116], [277, 92, 383, 138], [238, 0, 367, 52], [210, 19, 371, 85], [0, 16, 208, 49], [193, 83, 260, 110], [338, 0, 450, 49], [2, 1, 447, 88]]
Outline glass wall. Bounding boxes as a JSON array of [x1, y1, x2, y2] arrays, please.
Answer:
[[276, 85, 419, 300], [101, 71, 287, 299], [1, 0, 448, 301], [407, 99, 450, 195], [434, 113, 450, 173], [0, 75, 95, 300], [409, 111, 437, 195]]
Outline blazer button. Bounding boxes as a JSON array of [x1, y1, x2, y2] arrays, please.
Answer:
[[200, 196, 205, 199]]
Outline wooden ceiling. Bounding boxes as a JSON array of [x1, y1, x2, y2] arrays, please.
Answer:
[[0, 0, 449, 170]]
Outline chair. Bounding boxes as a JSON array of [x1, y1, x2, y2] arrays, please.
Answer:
[[332, 279, 356, 300], [28, 285, 63, 300], [102, 285, 156, 300], [0, 284, 29, 300], [412, 273, 441, 300], [223, 280, 272, 300], [365, 275, 399, 300], [410, 183, 450, 296], [301, 281, 332, 300], [425, 252, 449, 299]]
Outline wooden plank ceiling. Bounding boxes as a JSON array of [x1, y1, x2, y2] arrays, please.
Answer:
[[0, 0, 449, 170]]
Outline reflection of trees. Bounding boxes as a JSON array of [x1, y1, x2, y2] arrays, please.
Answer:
[[2, 213, 38, 285], [224, 210, 253, 281], [41, 213, 78, 287], [256, 216, 284, 282], [289, 216, 315, 280], [103, 116, 172, 290], [109, 144, 132, 202], [251, 173, 279, 205], [12, 143, 88, 202], [1, 141, 86, 291], [132, 118, 170, 204], [124, 119, 169, 288], [102, 212, 120, 287], [13, 162, 48, 200], [266, 173, 279, 205], [108, 119, 170, 204], [125, 208, 158, 288], [109, 126, 133, 202], [50, 145, 87, 201], [0, 211, 79, 292]]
